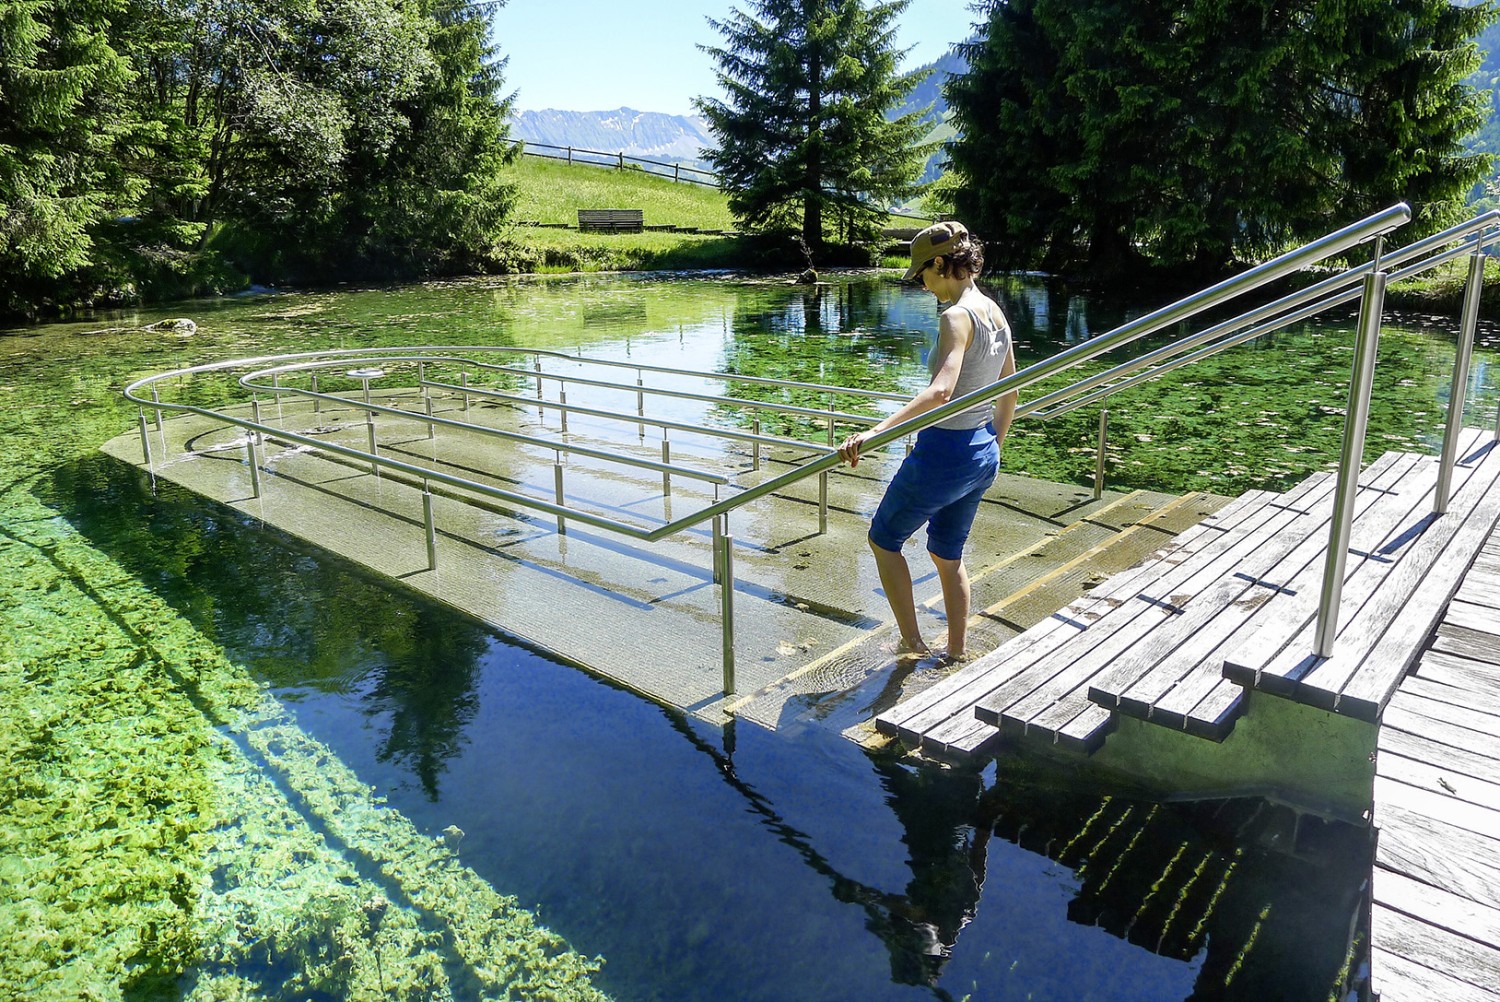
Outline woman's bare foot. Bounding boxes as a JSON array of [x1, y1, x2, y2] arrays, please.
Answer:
[[885, 636, 932, 661]]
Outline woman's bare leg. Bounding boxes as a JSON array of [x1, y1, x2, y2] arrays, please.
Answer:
[[869, 538, 930, 655], [928, 552, 970, 658]]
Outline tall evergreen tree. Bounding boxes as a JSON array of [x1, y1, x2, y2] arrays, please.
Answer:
[[331, 0, 519, 278], [947, 0, 1496, 282], [695, 0, 933, 252], [0, 0, 136, 314]]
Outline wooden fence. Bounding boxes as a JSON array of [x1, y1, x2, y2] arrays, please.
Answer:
[[511, 139, 721, 187], [510, 137, 935, 230]]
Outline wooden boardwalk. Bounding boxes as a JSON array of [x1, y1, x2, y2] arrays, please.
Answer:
[[1369, 519, 1500, 1002], [876, 427, 1500, 760]]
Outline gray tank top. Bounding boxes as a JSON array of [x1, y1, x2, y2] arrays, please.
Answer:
[[930, 302, 1011, 430]]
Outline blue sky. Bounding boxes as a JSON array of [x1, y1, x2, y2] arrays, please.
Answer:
[[491, 0, 982, 116]]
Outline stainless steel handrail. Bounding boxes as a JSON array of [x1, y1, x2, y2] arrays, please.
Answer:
[[236, 358, 731, 486], [462, 350, 911, 403], [638, 203, 1414, 541], [1027, 211, 1500, 419]]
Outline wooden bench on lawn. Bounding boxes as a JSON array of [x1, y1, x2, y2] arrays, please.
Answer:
[[578, 208, 644, 233]]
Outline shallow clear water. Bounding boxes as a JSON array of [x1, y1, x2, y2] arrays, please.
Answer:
[[5, 270, 1497, 1000]]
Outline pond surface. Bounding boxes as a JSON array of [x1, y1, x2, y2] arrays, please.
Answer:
[[4, 270, 1497, 1000]]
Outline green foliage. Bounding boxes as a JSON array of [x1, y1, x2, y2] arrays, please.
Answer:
[[948, 0, 1497, 282], [0, 0, 521, 317], [0, 0, 138, 315], [695, 0, 934, 252]]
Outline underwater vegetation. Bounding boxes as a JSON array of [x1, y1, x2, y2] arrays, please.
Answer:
[[0, 309, 611, 999]]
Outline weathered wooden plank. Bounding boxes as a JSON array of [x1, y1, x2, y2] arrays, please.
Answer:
[[1374, 774, 1500, 845], [1382, 703, 1500, 765], [1381, 723, 1500, 786], [1416, 649, 1500, 694], [921, 712, 1001, 759], [1371, 902, 1500, 997], [983, 465, 1355, 733], [1051, 703, 1117, 753], [1096, 452, 1422, 729], [1176, 681, 1245, 740], [1388, 687, 1500, 735], [1317, 444, 1500, 720], [1239, 444, 1495, 707], [1374, 866, 1500, 952], [1377, 750, 1500, 813], [1456, 568, 1500, 608], [1220, 445, 1452, 690], [1370, 946, 1500, 1002], [1375, 803, 1500, 907], [1434, 623, 1500, 668], [1449, 597, 1500, 633], [878, 488, 1285, 742]]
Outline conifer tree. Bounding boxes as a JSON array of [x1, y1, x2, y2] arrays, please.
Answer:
[[0, 0, 136, 314], [946, 0, 1496, 281], [695, 0, 933, 252]]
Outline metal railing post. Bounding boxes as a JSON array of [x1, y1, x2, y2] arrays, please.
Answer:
[[461, 370, 470, 413], [554, 456, 566, 534], [311, 373, 320, 413], [637, 371, 645, 437], [717, 514, 736, 696], [1094, 409, 1109, 500], [661, 437, 672, 496], [535, 357, 544, 400], [366, 413, 378, 474], [560, 386, 569, 433], [1314, 266, 1389, 657], [138, 410, 154, 466], [1435, 245, 1486, 514], [251, 396, 263, 445], [426, 395, 436, 439], [151, 386, 164, 433], [423, 484, 438, 571], [752, 418, 761, 470], [246, 438, 261, 498], [712, 511, 723, 584], [819, 471, 829, 534]]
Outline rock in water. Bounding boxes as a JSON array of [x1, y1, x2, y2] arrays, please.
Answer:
[[143, 318, 197, 333]]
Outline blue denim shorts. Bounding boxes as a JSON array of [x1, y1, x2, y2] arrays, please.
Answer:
[[869, 423, 1000, 561]]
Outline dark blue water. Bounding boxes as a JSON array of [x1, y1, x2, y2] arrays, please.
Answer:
[[48, 456, 1371, 1002]]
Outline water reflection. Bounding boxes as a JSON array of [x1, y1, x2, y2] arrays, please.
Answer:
[[49, 453, 1369, 1000]]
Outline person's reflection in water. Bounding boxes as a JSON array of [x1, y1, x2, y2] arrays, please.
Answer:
[[866, 757, 990, 990]]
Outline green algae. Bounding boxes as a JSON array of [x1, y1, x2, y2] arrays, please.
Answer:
[[1, 311, 611, 999], [0, 487, 608, 1000]]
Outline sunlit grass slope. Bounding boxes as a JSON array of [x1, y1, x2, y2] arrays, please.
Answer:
[[504, 156, 751, 273]]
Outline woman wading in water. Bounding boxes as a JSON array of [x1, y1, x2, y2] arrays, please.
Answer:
[[838, 222, 1017, 661]]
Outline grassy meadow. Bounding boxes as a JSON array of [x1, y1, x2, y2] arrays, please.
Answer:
[[502, 156, 755, 273]]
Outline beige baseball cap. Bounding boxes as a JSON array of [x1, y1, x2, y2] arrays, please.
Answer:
[[903, 220, 969, 280]]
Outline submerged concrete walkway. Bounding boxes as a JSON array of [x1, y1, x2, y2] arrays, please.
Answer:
[[103, 388, 1228, 725]]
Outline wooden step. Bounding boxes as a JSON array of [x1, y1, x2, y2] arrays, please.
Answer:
[[731, 487, 1229, 736], [874, 485, 1276, 756], [1224, 429, 1500, 722], [1087, 450, 1424, 741], [970, 461, 1368, 753]]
